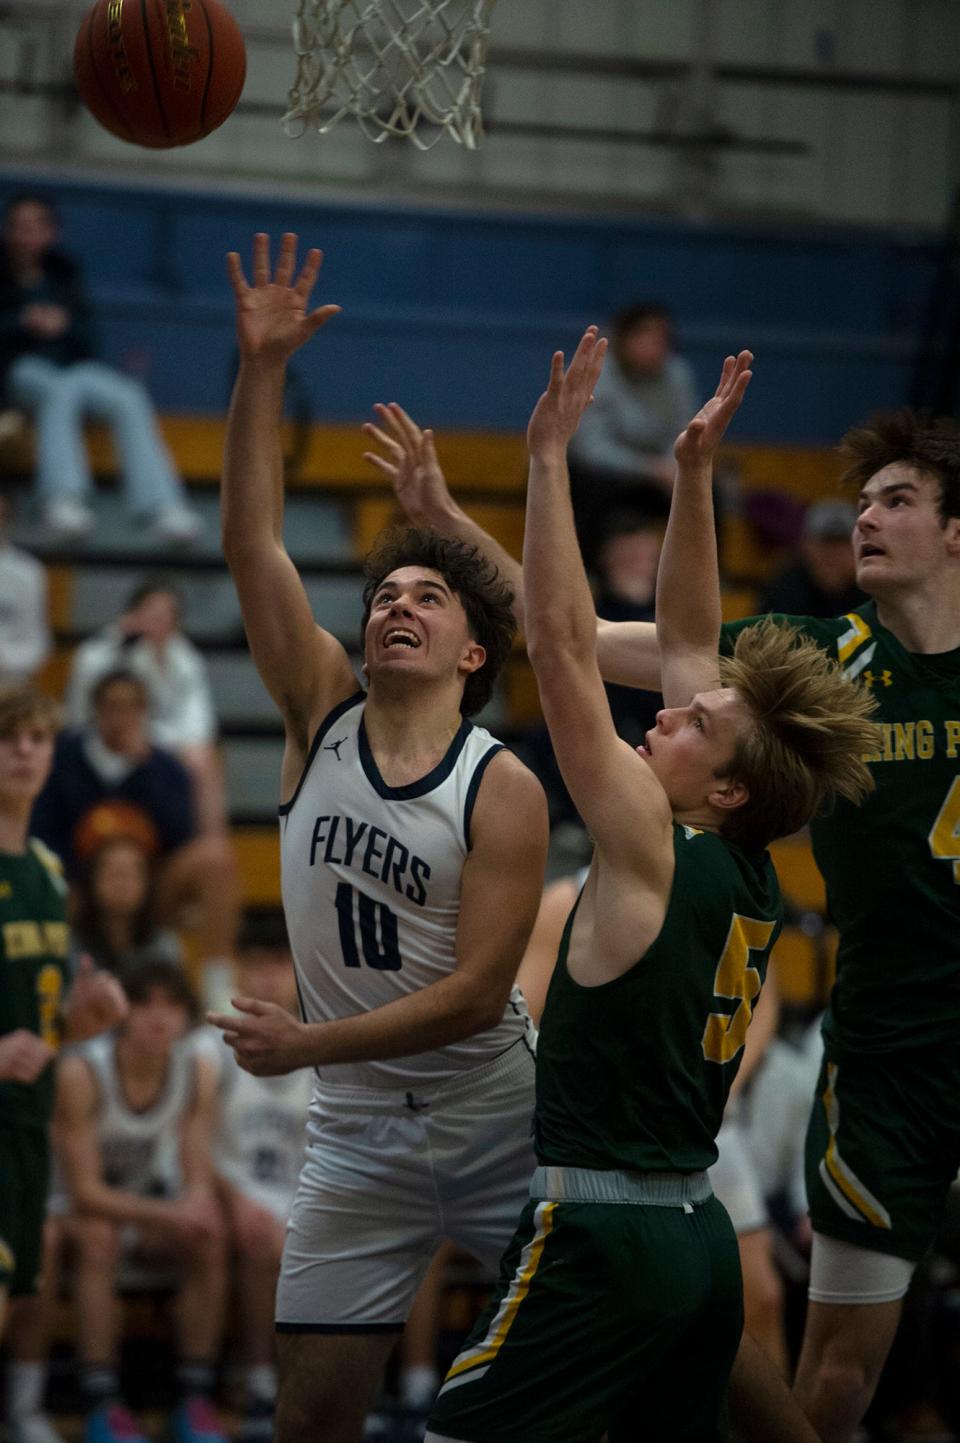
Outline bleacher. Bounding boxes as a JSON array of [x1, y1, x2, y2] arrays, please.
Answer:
[[1, 409, 844, 1009], [3, 168, 910, 1013]]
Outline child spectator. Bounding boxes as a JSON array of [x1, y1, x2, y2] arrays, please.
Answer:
[[203, 916, 311, 1443], [72, 835, 180, 978], [67, 578, 226, 835], [30, 670, 239, 1004], [51, 962, 227, 1443]]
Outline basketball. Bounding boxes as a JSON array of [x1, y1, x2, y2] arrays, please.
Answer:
[[73, 0, 246, 149]]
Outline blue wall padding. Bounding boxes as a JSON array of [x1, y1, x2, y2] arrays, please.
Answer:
[[3, 174, 938, 443]]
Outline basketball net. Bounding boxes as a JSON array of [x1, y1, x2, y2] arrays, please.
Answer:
[[284, 0, 497, 150]]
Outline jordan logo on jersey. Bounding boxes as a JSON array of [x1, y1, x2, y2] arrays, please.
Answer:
[[324, 737, 347, 760]]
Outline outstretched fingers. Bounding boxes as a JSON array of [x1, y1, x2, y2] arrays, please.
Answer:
[[362, 417, 405, 459], [295, 246, 323, 300], [274, 231, 298, 288], [305, 303, 342, 336], [226, 250, 248, 298], [385, 402, 424, 449], [252, 232, 271, 286]]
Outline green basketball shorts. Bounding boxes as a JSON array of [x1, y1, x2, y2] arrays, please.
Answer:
[[428, 1189, 743, 1443], [805, 1047, 960, 1264], [0, 1123, 50, 1297]]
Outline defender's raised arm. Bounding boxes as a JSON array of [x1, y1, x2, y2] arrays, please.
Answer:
[[655, 351, 752, 707]]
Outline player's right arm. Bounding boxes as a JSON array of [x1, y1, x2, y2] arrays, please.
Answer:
[[221, 233, 355, 763], [523, 331, 677, 963], [655, 352, 752, 707]]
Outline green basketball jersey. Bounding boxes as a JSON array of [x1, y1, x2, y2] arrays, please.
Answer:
[[534, 825, 782, 1173], [0, 839, 70, 1130], [723, 603, 960, 1053]]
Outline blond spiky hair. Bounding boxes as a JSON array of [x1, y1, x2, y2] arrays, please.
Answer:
[[718, 618, 880, 852]]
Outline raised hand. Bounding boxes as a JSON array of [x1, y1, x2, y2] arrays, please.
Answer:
[[362, 402, 452, 526], [674, 350, 753, 468], [226, 232, 341, 365], [527, 326, 608, 459]]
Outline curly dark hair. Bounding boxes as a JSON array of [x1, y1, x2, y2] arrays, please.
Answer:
[[122, 958, 199, 1023], [360, 527, 516, 718], [839, 409, 960, 523]]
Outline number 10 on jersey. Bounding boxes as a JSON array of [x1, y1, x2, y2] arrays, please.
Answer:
[[335, 882, 403, 970]]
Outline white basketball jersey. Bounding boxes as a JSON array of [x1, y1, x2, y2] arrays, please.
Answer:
[[82, 1034, 195, 1198], [279, 693, 533, 1088], [209, 1029, 311, 1219]]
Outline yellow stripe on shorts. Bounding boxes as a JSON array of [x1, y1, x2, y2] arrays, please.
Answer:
[[821, 1063, 892, 1230], [441, 1201, 557, 1386]]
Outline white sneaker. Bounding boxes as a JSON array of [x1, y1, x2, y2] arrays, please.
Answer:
[[43, 496, 94, 536], [150, 504, 203, 545], [8, 1413, 68, 1443]]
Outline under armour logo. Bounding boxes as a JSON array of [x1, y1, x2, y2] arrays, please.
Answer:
[[324, 737, 347, 760], [862, 669, 893, 687]]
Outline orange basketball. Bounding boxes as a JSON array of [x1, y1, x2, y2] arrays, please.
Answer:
[[73, 0, 246, 149]]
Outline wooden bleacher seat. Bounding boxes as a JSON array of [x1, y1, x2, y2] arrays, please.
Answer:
[[21, 417, 848, 913]]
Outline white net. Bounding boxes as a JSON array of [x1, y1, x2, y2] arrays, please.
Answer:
[[284, 0, 497, 150]]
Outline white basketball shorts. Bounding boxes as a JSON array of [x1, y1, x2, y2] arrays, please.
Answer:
[[709, 1114, 767, 1235], [276, 1038, 537, 1331]]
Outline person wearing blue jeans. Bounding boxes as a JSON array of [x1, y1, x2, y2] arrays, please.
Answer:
[[0, 193, 201, 543]]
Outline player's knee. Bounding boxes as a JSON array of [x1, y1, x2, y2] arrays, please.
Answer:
[[811, 1345, 878, 1407], [274, 1389, 320, 1443], [71, 1216, 120, 1268], [188, 1219, 228, 1265]]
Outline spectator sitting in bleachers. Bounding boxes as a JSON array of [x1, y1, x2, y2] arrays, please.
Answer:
[[67, 578, 227, 836], [517, 511, 664, 838], [30, 669, 239, 1005], [72, 835, 181, 978], [0, 489, 50, 683], [48, 961, 227, 1443], [0, 193, 202, 544], [758, 498, 864, 619], [594, 509, 664, 751], [567, 301, 697, 563], [201, 914, 311, 1443]]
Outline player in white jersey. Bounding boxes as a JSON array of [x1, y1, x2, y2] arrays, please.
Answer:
[[204, 918, 312, 1443], [53, 962, 227, 1443], [209, 234, 548, 1443]]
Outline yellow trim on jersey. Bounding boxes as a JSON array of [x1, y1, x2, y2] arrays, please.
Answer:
[[821, 1064, 892, 1230], [443, 1201, 557, 1382], [0, 1237, 15, 1276], [836, 613, 873, 667], [28, 838, 68, 896]]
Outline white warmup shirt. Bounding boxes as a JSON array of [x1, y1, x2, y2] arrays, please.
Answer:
[[202, 1027, 311, 1220], [81, 1033, 196, 1197]]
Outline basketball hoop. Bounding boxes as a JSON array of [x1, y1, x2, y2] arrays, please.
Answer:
[[283, 0, 497, 150]]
